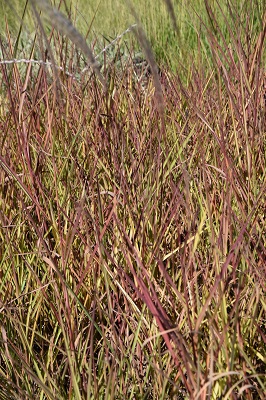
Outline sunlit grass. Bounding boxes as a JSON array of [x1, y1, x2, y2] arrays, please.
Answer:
[[0, 0, 265, 399]]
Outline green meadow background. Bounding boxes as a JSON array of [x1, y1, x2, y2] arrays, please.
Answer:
[[2, 0, 263, 69]]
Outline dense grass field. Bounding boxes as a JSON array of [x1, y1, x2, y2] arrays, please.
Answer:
[[0, 1, 265, 399]]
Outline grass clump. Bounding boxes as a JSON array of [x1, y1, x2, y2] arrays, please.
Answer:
[[0, 0, 265, 399]]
